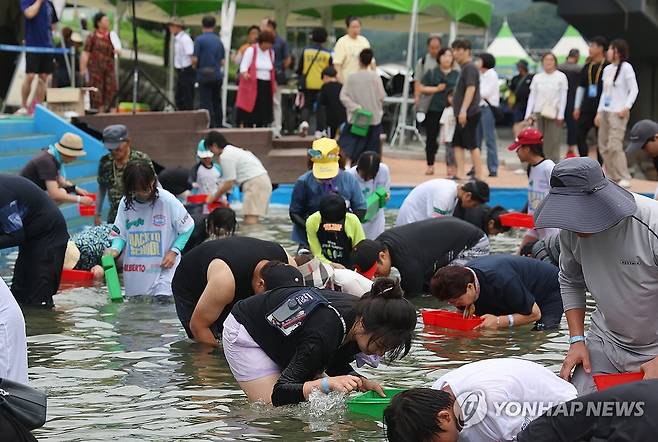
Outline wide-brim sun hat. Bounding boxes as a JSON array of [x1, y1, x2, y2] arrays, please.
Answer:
[[55, 132, 86, 157], [534, 157, 637, 234], [63, 241, 81, 270]]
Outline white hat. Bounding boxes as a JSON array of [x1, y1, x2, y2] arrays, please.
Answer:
[[197, 139, 214, 158]]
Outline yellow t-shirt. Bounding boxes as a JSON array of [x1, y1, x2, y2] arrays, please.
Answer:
[[301, 47, 332, 91], [333, 34, 371, 81]]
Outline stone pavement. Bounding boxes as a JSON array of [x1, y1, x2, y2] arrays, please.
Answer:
[[382, 127, 656, 194]]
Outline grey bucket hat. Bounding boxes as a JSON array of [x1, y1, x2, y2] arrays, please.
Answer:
[[534, 157, 637, 233]]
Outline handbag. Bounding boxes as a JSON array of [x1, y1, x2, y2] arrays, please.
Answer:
[[298, 48, 322, 91], [484, 99, 504, 124], [0, 379, 47, 431], [540, 102, 558, 120]]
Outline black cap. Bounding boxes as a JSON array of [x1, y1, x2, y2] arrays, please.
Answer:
[[626, 120, 658, 154], [351, 240, 385, 279], [262, 264, 304, 290], [462, 180, 490, 203]]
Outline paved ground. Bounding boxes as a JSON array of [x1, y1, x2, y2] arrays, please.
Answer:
[[382, 127, 657, 194]]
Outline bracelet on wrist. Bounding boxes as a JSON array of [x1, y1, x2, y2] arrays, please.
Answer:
[[569, 335, 586, 345]]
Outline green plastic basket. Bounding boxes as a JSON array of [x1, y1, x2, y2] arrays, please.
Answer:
[[350, 108, 373, 137], [346, 388, 405, 419], [363, 187, 388, 223]]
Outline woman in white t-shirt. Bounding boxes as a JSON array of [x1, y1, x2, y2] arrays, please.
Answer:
[[594, 39, 639, 188], [236, 31, 276, 128], [107, 161, 195, 298], [346, 151, 391, 239], [333, 16, 372, 83], [525, 53, 568, 163]]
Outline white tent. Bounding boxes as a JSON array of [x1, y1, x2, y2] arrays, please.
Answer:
[[552, 25, 590, 63], [486, 20, 530, 67]]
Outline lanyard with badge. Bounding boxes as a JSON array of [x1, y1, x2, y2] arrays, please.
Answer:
[[587, 62, 603, 98]]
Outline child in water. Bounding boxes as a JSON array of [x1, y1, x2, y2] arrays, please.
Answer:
[[107, 161, 195, 299], [190, 140, 227, 212]]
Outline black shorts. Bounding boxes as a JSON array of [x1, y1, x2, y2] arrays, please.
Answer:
[[11, 241, 66, 306], [453, 112, 481, 150], [172, 289, 223, 340], [26, 52, 54, 74]]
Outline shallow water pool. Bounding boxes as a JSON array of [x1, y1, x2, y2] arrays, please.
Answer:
[[0, 206, 592, 442]]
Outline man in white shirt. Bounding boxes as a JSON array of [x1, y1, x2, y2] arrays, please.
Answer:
[[395, 178, 489, 226], [168, 17, 195, 111], [204, 131, 272, 225], [477, 53, 500, 177], [384, 358, 577, 442]]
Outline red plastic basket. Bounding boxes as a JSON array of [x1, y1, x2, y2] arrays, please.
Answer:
[[500, 212, 535, 229], [61, 269, 94, 282], [421, 309, 483, 331], [186, 194, 208, 204], [208, 201, 229, 211], [593, 372, 644, 391], [78, 194, 97, 217]]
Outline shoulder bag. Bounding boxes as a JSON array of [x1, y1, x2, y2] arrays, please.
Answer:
[[0, 378, 47, 431]]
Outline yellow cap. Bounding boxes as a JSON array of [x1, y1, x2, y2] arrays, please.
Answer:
[[309, 138, 340, 180]]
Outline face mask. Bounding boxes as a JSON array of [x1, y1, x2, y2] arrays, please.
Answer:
[[355, 353, 380, 368]]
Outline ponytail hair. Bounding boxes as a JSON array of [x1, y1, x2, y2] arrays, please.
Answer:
[[610, 38, 629, 85], [356, 277, 416, 361]]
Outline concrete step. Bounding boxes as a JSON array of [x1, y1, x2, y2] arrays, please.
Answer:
[[0, 148, 43, 171], [272, 136, 314, 150], [0, 118, 35, 136], [5, 159, 98, 182], [0, 133, 59, 153]]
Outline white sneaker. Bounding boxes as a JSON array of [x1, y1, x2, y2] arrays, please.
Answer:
[[299, 121, 309, 137], [14, 107, 29, 115], [617, 179, 631, 189]]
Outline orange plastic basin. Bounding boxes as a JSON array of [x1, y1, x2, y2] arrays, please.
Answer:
[[593, 372, 643, 391], [186, 194, 208, 204], [500, 212, 535, 228], [61, 269, 94, 282], [422, 309, 483, 331], [78, 194, 97, 217]]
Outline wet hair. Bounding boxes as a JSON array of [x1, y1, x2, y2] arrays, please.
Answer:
[[311, 27, 328, 44], [520, 239, 539, 257], [202, 15, 216, 29], [384, 388, 454, 442], [427, 35, 441, 46], [319, 192, 347, 223], [609, 39, 629, 85], [345, 16, 361, 28], [479, 52, 496, 69], [322, 66, 337, 78], [541, 52, 558, 67], [206, 207, 237, 237], [485, 205, 511, 233], [258, 30, 276, 45], [436, 47, 453, 63], [122, 160, 158, 210], [356, 151, 381, 181], [590, 36, 608, 50], [451, 39, 471, 51], [204, 131, 229, 149], [430, 266, 474, 301], [359, 48, 374, 67], [356, 278, 416, 361], [93, 12, 106, 30]]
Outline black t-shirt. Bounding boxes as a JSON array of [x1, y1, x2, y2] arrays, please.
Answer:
[[180, 214, 208, 255], [468, 255, 561, 317], [20, 150, 60, 190], [158, 166, 192, 196], [517, 380, 658, 441], [578, 61, 609, 114], [510, 73, 533, 108], [318, 81, 347, 128], [232, 287, 359, 406], [0, 174, 68, 249], [378, 217, 485, 296], [171, 236, 288, 310], [453, 61, 481, 117]]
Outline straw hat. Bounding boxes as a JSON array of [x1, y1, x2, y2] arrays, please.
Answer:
[[168, 16, 185, 27], [63, 241, 81, 270], [55, 132, 86, 157]]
